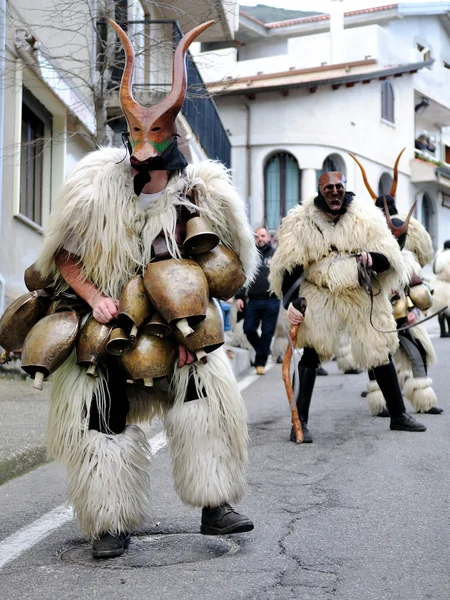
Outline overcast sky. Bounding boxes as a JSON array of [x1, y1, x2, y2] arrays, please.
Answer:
[[240, 0, 449, 12]]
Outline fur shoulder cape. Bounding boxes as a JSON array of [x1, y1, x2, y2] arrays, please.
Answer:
[[270, 196, 407, 297], [433, 249, 450, 281], [396, 215, 433, 268], [36, 147, 258, 299]]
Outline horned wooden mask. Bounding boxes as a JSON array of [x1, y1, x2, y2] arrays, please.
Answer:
[[109, 19, 214, 164], [349, 148, 415, 240]]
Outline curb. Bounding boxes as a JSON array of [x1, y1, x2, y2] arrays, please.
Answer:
[[0, 445, 49, 486]]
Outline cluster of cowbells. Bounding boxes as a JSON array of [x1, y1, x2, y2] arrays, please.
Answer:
[[0, 224, 246, 390]]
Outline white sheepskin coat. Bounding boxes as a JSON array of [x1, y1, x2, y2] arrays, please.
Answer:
[[36, 147, 258, 299], [35, 147, 257, 462], [269, 196, 408, 369], [433, 249, 450, 316]]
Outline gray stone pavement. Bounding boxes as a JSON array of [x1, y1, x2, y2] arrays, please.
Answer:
[[0, 330, 450, 599]]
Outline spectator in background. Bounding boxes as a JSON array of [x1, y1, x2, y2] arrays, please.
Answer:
[[236, 227, 280, 375]]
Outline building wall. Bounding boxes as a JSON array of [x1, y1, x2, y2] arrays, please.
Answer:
[[217, 74, 414, 228]]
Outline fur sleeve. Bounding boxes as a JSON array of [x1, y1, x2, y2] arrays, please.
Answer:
[[269, 206, 305, 298], [403, 216, 433, 267], [433, 250, 450, 280], [186, 161, 259, 286]]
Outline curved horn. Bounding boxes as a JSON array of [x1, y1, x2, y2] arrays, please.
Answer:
[[389, 147, 406, 198], [383, 196, 396, 234], [109, 19, 142, 114], [384, 197, 417, 239], [164, 20, 215, 115], [348, 152, 377, 201]]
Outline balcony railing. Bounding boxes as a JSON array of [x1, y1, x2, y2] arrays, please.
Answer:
[[116, 20, 231, 168]]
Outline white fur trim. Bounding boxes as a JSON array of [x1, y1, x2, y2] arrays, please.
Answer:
[[403, 216, 433, 268], [126, 383, 170, 425], [165, 347, 248, 507], [67, 425, 152, 540], [334, 331, 357, 373], [366, 380, 386, 415], [403, 377, 437, 412]]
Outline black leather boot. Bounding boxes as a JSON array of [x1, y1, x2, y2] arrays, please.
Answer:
[[373, 361, 426, 432], [290, 365, 316, 443], [201, 504, 254, 535], [92, 533, 131, 559], [439, 314, 448, 337]]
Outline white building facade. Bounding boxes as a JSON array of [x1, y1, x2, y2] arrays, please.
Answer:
[[197, 2, 450, 250]]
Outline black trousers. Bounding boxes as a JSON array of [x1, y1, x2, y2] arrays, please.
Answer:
[[88, 358, 202, 434]]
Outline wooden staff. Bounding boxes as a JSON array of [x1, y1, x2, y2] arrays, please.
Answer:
[[282, 297, 307, 444]]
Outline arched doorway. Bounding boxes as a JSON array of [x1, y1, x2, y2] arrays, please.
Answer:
[[421, 192, 437, 249], [264, 152, 301, 230], [378, 172, 393, 196], [322, 153, 346, 175]]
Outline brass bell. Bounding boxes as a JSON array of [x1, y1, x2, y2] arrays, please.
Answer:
[[120, 331, 178, 387], [106, 326, 134, 356], [24, 262, 54, 292], [173, 298, 225, 363], [144, 311, 172, 338], [143, 258, 208, 337], [0, 290, 50, 354], [21, 310, 79, 390], [183, 216, 220, 255], [408, 284, 433, 311], [392, 297, 408, 320], [118, 275, 152, 340], [76, 317, 114, 377], [194, 245, 246, 300]]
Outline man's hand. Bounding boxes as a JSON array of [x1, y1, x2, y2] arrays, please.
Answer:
[[236, 299, 245, 312], [358, 251, 373, 268], [178, 344, 196, 367], [288, 302, 304, 325], [407, 311, 416, 325], [92, 296, 119, 323]]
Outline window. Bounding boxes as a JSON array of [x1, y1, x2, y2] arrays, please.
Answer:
[[381, 80, 394, 124], [322, 153, 346, 175], [264, 152, 301, 230], [20, 89, 52, 226], [417, 43, 431, 62]]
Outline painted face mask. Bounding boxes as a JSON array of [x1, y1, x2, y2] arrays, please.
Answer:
[[317, 171, 347, 213], [109, 18, 214, 194]]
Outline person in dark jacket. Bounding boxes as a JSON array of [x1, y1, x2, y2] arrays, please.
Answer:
[[236, 227, 280, 375]]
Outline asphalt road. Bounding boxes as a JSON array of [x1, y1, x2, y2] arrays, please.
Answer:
[[1, 336, 450, 600]]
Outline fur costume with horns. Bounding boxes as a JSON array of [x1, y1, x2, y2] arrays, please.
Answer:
[[34, 147, 258, 540], [33, 13, 258, 540], [269, 196, 407, 370], [433, 248, 450, 318], [349, 149, 439, 414]]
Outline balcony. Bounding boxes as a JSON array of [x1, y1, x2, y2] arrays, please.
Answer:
[[411, 151, 450, 193], [106, 20, 231, 167]]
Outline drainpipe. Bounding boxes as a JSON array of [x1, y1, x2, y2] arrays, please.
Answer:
[[0, 0, 6, 314], [244, 102, 252, 224]]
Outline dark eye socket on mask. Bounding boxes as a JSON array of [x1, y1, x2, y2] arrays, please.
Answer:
[[325, 183, 344, 191]]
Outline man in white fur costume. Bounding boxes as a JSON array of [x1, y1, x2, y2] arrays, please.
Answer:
[[349, 152, 442, 417], [33, 20, 258, 558], [363, 194, 442, 417], [269, 171, 426, 444], [433, 240, 450, 337]]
